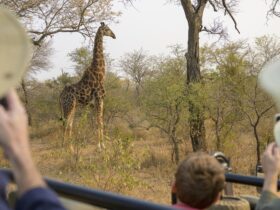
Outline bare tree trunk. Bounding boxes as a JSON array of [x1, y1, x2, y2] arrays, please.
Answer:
[[186, 20, 206, 151], [170, 102, 182, 164], [186, 21, 201, 83], [253, 123, 261, 165], [180, 0, 207, 151], [21, 79, 32, 126], [215, 120, 222, 151], [135, 84, 140, 105], [171, 135, 180, 164], [180, 0, 241, 152]]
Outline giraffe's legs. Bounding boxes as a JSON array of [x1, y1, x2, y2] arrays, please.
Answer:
[[96, 98, 104, 149], [61, 96, 76, 144], [67, 104, 76, 137]]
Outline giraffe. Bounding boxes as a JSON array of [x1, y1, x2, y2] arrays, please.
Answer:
[[59, 22, 116, 148]]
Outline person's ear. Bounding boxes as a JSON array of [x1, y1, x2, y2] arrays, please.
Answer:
[[213, 191, 222, 204]]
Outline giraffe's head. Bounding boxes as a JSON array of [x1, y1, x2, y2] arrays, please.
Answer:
[[100, 22, 116, 39]]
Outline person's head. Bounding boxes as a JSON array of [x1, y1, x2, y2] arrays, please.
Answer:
[[174, 152, 225, 209]]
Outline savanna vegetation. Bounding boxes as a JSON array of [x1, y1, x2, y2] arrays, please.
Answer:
[[1, 0, 280, 205]]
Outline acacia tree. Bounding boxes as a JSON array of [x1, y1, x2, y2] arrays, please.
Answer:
[[205, 37, 279, 164], [68, 46, 114, 77], [119, 49, 154, 101], [248, 36, 280, 75], [0, 0, 130, 46], [142, 48, 186, 164], [200, 42, 248, 150], [238, 36, 280, 164], [68, 46, 92, 76], [268, 0, 280, 17], [238, 80, 274, 165], [203, 76, 237, 151], [180, 0, 240, 151]]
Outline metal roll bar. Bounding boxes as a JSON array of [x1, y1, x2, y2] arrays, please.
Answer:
[[1, 168, 278, 210], [0, 169, 174, 210]]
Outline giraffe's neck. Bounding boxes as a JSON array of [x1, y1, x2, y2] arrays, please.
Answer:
[[91, 29, 105, 73]]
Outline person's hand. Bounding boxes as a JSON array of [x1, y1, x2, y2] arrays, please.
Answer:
[[262, 142, 280, 178], [0, 89, 29, 159], [0, 89, 45, 195], [262, 142, 280, 194]]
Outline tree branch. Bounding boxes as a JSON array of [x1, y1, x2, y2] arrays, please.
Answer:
[[259, 105, 274, 118], [208, 0, 218, 12], [221, 0, 240, 33], [200, 22, 228, 40], [197, 0, 208, 16], [267, 0, 280, 17], [2, 0, 120, 46]]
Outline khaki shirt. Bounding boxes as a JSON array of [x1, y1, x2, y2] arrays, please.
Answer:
[[256, 191, 280, 210]]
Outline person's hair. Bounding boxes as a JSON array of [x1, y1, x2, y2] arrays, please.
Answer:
[[175, 152, 225, 209]]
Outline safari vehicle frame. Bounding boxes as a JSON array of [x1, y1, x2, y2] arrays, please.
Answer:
[[0, 169, 278, 210]]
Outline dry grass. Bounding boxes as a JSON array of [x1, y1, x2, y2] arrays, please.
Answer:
[[0, 117, 264, 205]]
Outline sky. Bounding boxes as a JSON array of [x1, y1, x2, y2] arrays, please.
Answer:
[[37, 0, 280, 81]]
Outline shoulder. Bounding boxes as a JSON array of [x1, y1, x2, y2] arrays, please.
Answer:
[[256, 191, 280, 210], [16, 187, 66, 210]]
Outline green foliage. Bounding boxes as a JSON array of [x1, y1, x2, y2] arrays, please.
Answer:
[[142, 48, 186, 162], [68, 107, 92, 165], [104, 72, 134, 128], [56, 71, 77, 86], [200, 37, 278, 160], [143, 55, 186, 128], [253, 35, 280, 68], [68, 46, 92, 76], [1, 0, 124, 46], [68, 46, 115, 76], [187, 82, 206, 115], [61, 129, 141, 193]]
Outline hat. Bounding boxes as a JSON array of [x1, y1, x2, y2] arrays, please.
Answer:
[[259, 58, 280, 109], [0, 7, 32, 97]]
